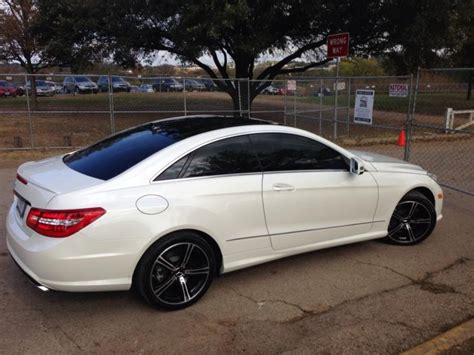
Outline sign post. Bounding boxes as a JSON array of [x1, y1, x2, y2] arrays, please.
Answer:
[[327, 32, 350, 140]]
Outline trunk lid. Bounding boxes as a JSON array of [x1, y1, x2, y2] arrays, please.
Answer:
[[15, 155, 104, 209]]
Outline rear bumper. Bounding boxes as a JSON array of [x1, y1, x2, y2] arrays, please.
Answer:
[[6, 205, 135, 292]]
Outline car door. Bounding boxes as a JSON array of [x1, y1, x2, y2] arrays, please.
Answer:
[[250, 133, 378, 251], [151, 134, 270, 255]]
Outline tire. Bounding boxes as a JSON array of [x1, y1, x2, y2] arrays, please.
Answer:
[[134, 231, 216, 310], [384, 191, 436, 245], [74, 86, 80, 95]]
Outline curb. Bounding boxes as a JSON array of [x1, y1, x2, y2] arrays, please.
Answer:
[[402, 318, 474, 355]]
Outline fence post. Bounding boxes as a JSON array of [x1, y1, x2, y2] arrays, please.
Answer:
[[346, 77, 351, 136], [404, 73, 415, 161], [247, 79, 251, 118], [293, 86, 296, 127], [444, 108, 453, 133], [319, 78, 323, 135], [108, 74, 115, 134], [284, 79, 288, 125], [183, 78, 187, 116], [236, 80, 242, 116], [333, 57, 340, 140], [25, 74, 34, 148]]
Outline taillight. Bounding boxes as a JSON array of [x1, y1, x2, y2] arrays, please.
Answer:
[[16, 174, 28, 185], [26, 207, 106, 238]]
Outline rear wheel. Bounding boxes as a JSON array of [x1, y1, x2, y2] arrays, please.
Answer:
[[134, 232, 215, 310], [385, 191, 436, 245]]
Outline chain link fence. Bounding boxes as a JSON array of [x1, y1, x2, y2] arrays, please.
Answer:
[[408, 68, 474, 195], [0, 70, 472, 195]]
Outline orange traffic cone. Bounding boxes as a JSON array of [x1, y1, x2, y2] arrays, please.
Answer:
[[397, 129, 406, 146]]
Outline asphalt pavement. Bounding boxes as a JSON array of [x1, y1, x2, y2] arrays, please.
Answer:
[[0, 161, 473, 354]]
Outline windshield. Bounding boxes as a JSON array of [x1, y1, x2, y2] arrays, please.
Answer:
[[112, 76, 125, 82], [75, 76, 90, 83]]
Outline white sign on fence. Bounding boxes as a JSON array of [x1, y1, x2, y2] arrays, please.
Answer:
[[287, 80, 297, 91], [333, 81, 346, 91], [354, 90, 375, 125], [389, 83, 409, 97]]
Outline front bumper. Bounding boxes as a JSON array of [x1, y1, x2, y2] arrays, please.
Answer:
[[6, 205, 135, 292]]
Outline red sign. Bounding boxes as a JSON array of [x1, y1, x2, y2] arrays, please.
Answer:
[[327, 32, 350, 58]]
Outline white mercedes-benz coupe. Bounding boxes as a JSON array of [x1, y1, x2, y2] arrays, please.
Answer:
[[7, 115, 443, 309]]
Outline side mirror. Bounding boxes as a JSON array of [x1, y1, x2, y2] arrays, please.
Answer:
[[350, 157, 365, 175]]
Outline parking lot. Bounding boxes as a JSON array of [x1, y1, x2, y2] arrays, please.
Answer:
[[0, 157, 472, 353]]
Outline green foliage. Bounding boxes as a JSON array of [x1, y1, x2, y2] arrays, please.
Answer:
[[339, 58, 385, 77], [381, 0, 473, 73]]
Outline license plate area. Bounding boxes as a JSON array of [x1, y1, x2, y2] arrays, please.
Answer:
[[15, 193, 28, 218]]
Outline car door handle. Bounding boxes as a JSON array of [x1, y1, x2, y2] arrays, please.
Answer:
[[272, 183, 295, 192]]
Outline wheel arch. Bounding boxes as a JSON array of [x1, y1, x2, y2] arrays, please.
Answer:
[[404, 186, 435, 207]]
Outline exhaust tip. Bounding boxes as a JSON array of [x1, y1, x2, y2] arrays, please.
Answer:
[[36, 285, 50, 292]]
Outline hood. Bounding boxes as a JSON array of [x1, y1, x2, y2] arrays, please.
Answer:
[[350, 150, 426, 174]]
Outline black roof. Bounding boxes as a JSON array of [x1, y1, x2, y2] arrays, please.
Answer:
[[151, 115, 273, 139], [64, 115, 273, 180]]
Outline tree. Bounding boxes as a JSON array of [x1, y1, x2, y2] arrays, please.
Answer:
[[36, 0, 389, 112], [447, 0, 473, 100], [339, 58, 385, 77], [0, 0, 46, 100], [381, 0, 473, 100], [380, 0, 457, 74]]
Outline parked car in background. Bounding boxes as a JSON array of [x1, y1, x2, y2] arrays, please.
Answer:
[[139, 84, 154, 93], [314, 87, 333, 96], [97, 76, 131, 93], [0, 81, 17, 97], [198, 79, 217, 91], [0, 83, 6, 97], [129, 85, 140, 93], [152, 78, 184, 92], [15, 84, 25, 96], [46, 81, 63, 94], [26, 80, 56, 97], [261, 85, 279, 95], [277, 87, 298, 96], [63, 76, 98, 94], [185, 79, 206, 91]]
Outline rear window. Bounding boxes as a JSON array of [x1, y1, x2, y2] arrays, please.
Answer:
[[64, 124, 177, 180], [64, 117, 272, 180]]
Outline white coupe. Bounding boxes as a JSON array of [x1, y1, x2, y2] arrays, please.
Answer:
[[7, 115, 443, 309]]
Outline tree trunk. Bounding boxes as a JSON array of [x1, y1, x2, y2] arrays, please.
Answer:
[[26, 62, 38, 109], [467, 72, 472, 101], [227, 80, 252, 118]]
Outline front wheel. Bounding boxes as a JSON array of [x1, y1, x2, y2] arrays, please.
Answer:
[[134, 232, 215, 310], [385, 191, 436, 245]]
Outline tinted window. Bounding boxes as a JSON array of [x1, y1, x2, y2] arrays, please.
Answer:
[[250, 133, 348, 172], [155, 155, 189, 181], [64, 117, 270, 180], [181, 135, 260, 178]]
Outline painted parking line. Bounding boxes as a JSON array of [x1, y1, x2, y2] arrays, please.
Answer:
[[402, 318, 474, 355]]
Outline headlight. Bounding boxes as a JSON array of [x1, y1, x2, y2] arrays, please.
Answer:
[[428, 173, 438, 182]]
